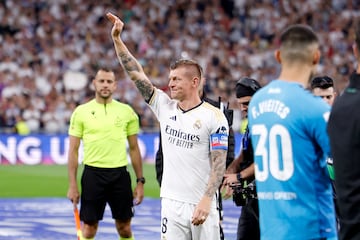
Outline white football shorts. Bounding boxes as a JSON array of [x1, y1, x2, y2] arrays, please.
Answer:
[[160, 197, 220, 240]]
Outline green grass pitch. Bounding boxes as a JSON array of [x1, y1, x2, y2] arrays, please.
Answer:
[[0, 163, 160, 198]]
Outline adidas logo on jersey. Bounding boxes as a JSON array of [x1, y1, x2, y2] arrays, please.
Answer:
[[169, 115, 177, 121], [216, 126, 228, 134], [268, 87, 281, 94]]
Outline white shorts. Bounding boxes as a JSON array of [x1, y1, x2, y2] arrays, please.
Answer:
[[160, 198, 220, 240]]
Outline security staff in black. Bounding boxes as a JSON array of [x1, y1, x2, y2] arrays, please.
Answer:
[[328, 70, 360, 240], [328, 20, 360, 240], [222, 77, 261, 240]]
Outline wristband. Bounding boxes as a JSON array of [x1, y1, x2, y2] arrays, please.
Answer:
[[136, 177, 146, 184], [236, 173, 242, 182]]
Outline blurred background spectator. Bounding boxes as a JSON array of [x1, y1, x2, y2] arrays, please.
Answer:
[[1, 0, 359, 134]]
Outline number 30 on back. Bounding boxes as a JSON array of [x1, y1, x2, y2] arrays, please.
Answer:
[[251, 124, 294, 182]]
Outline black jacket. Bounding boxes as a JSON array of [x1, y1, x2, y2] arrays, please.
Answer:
[[328, 72, 360, 240]]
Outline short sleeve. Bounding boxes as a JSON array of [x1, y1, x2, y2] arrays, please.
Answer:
[[126, 107, 140, 136], [68, 107, 83, 138]]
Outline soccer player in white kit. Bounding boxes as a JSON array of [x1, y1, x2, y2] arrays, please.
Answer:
[[107, 13, 229, 240]]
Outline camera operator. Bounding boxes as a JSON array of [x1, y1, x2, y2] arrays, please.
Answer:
[[222, 77, 261, 240]]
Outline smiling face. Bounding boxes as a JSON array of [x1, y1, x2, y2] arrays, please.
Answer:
[[93, 69, 117, 103], [168, 65, 200, 101], [168, 67, 189, 100]]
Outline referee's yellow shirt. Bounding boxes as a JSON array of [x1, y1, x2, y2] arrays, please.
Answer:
[[69, 99, 140, 168]]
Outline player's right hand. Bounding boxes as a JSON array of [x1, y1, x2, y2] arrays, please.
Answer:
[[106, 12, 124, 39]]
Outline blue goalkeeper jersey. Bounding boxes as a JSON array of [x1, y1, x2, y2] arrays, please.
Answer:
[[248, 80, 337, 240]]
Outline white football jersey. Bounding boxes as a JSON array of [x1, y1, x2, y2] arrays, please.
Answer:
[[148, 88, 229, 204]]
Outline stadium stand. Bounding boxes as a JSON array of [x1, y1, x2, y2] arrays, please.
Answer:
[[1, 0, 359, 133]]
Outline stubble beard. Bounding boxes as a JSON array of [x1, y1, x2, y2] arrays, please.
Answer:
[[98, 90, 112, 101]]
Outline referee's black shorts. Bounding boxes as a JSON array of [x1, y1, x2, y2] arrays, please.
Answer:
[[80, 165, 134, 223]]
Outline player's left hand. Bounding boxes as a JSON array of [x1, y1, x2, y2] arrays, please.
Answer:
[[191, 196, 211, 226]]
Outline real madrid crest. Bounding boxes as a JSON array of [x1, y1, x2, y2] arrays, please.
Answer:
[[193, 119, 201, 129]]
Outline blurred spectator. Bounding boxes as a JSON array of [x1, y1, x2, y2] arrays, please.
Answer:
[[41, 101, 65, 134], [3, 97, 19, 129], [1, 0, 360, 133], [22, 103, 41, 133], [14, 115, 30, 135]]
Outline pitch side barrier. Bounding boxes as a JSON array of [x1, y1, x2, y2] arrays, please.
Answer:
[[0, 133, 243, 165]]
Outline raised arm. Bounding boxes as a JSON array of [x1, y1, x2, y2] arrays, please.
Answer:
[[106, 12, 154, 102]]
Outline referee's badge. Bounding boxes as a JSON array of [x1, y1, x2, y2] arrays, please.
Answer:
[[193, 120, 201, 129], [114, 116, 123, 127]]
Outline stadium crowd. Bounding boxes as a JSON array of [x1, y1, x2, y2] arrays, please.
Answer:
[[0, 0, 359, 134]]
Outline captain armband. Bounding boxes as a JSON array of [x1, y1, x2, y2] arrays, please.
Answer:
[[210, 133, 228, 151]]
